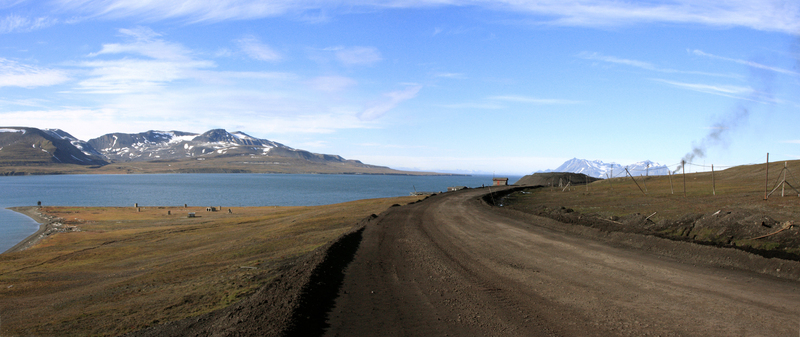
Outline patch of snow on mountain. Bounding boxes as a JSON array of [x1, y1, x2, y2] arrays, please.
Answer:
[[169, 133, 197, 144], [0, 128, 24, 134], [232, 132, 254, 140]]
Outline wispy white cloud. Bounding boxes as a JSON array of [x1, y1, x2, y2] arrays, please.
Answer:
[[46, 1, 800, 34], [327, 46, 382, 66], [0, 14, 56, 33], [0, 98, 51, 108], [434, 72, 467, 79], [578, 51, 656, 70], [492, 0, 800, 34], [18, 28, 385, 138], [89, 27, 194, 61], [76, 27, 218, 93], [53, 0, 293, 23], [691, 49, 800, 76], [578, 51, 742, 78], [489, 95, 581, 104], [359, 85, 422, 121], [75, 59, 214, 94], [0, 108, 122, 140], [307, 76, 357, 92], [236, 35, 282, 62], [653, 78, 776, 103], [438, 102, 504, 110], [0, 58, 69, 88]]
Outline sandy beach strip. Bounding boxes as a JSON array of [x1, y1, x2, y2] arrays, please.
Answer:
[[3, 206, 60, 254]]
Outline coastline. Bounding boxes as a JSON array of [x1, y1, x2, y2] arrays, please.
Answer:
[[3, 206, 60, 254]]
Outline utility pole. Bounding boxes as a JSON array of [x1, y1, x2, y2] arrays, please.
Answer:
[[643, 163, 649, 193], [682, 160, 686, 198], [668, 170, 674, 194]]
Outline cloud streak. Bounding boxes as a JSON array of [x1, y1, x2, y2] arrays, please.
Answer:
[[0, 14, 56, 33], [359, 85, 422, 121], [327, 46, 382, 66], [0, 58, 69, 88], [578, 51, 741, 78], [38, 1, 798, 34], [79, 28, 215, 93], [652, 79, 761, 100], [236, 36, 282, 62], [692, 49, 800, 76], [489, 95, 581, 105]]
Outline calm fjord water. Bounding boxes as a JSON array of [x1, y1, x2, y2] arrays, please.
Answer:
[[1, 174, 518, 253]]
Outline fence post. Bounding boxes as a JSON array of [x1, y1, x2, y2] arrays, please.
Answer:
[[782, 162, 787, 197], [625, 168, 647, 195], [642, 174, 648, 193], [712, 164, 715, 196], [764, 153, 769, 200], [668, 170, 674, 194]]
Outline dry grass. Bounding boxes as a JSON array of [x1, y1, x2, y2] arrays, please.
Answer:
[[0, 196, 421, 336], [509, 161, 800, 220]]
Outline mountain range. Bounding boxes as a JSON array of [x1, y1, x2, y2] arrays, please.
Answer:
[[540, 158, 670, 178], [0, 127, 426, 175]]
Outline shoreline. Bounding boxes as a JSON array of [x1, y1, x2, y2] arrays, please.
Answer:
[[3, 206, 60, 254]]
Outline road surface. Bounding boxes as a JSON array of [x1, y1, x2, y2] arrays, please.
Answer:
[[324, 187, 800, 336]]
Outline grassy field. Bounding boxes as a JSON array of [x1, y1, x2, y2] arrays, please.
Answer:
[[0, 196, 422, 336], [504, 160, 800, 258]]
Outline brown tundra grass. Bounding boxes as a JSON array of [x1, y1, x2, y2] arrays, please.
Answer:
[[0, 196, 421, 336]]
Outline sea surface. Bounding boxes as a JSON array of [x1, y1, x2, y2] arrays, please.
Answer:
[[0, 173, 520, 253]]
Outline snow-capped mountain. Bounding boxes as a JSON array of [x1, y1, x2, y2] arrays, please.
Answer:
[[85, 128, 366, 165], [0, 127, 107, 165], [541, 158, 669, 178], [1, 127, 371, 168], [87, 129, 289, 162]]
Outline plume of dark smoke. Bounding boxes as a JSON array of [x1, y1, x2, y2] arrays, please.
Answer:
[[674, 105, 749, 174], [674, 60, 775, 174]]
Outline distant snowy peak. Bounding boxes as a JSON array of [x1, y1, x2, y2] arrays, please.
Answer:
[[542, 158, 669, 178]]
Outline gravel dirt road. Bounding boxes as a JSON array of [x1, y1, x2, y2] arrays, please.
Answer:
[[324, 187, 800, 336]]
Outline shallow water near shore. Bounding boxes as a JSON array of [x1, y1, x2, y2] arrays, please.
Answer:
[[0, 173, 519, 252]]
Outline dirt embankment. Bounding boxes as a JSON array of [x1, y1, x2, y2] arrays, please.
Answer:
[[500, 189, 800, 263]]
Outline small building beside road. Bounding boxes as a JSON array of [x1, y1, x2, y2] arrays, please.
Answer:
[[492, 178, 509, 186]]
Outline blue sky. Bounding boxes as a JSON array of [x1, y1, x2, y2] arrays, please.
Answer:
[[1, 1, 799, 175]]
